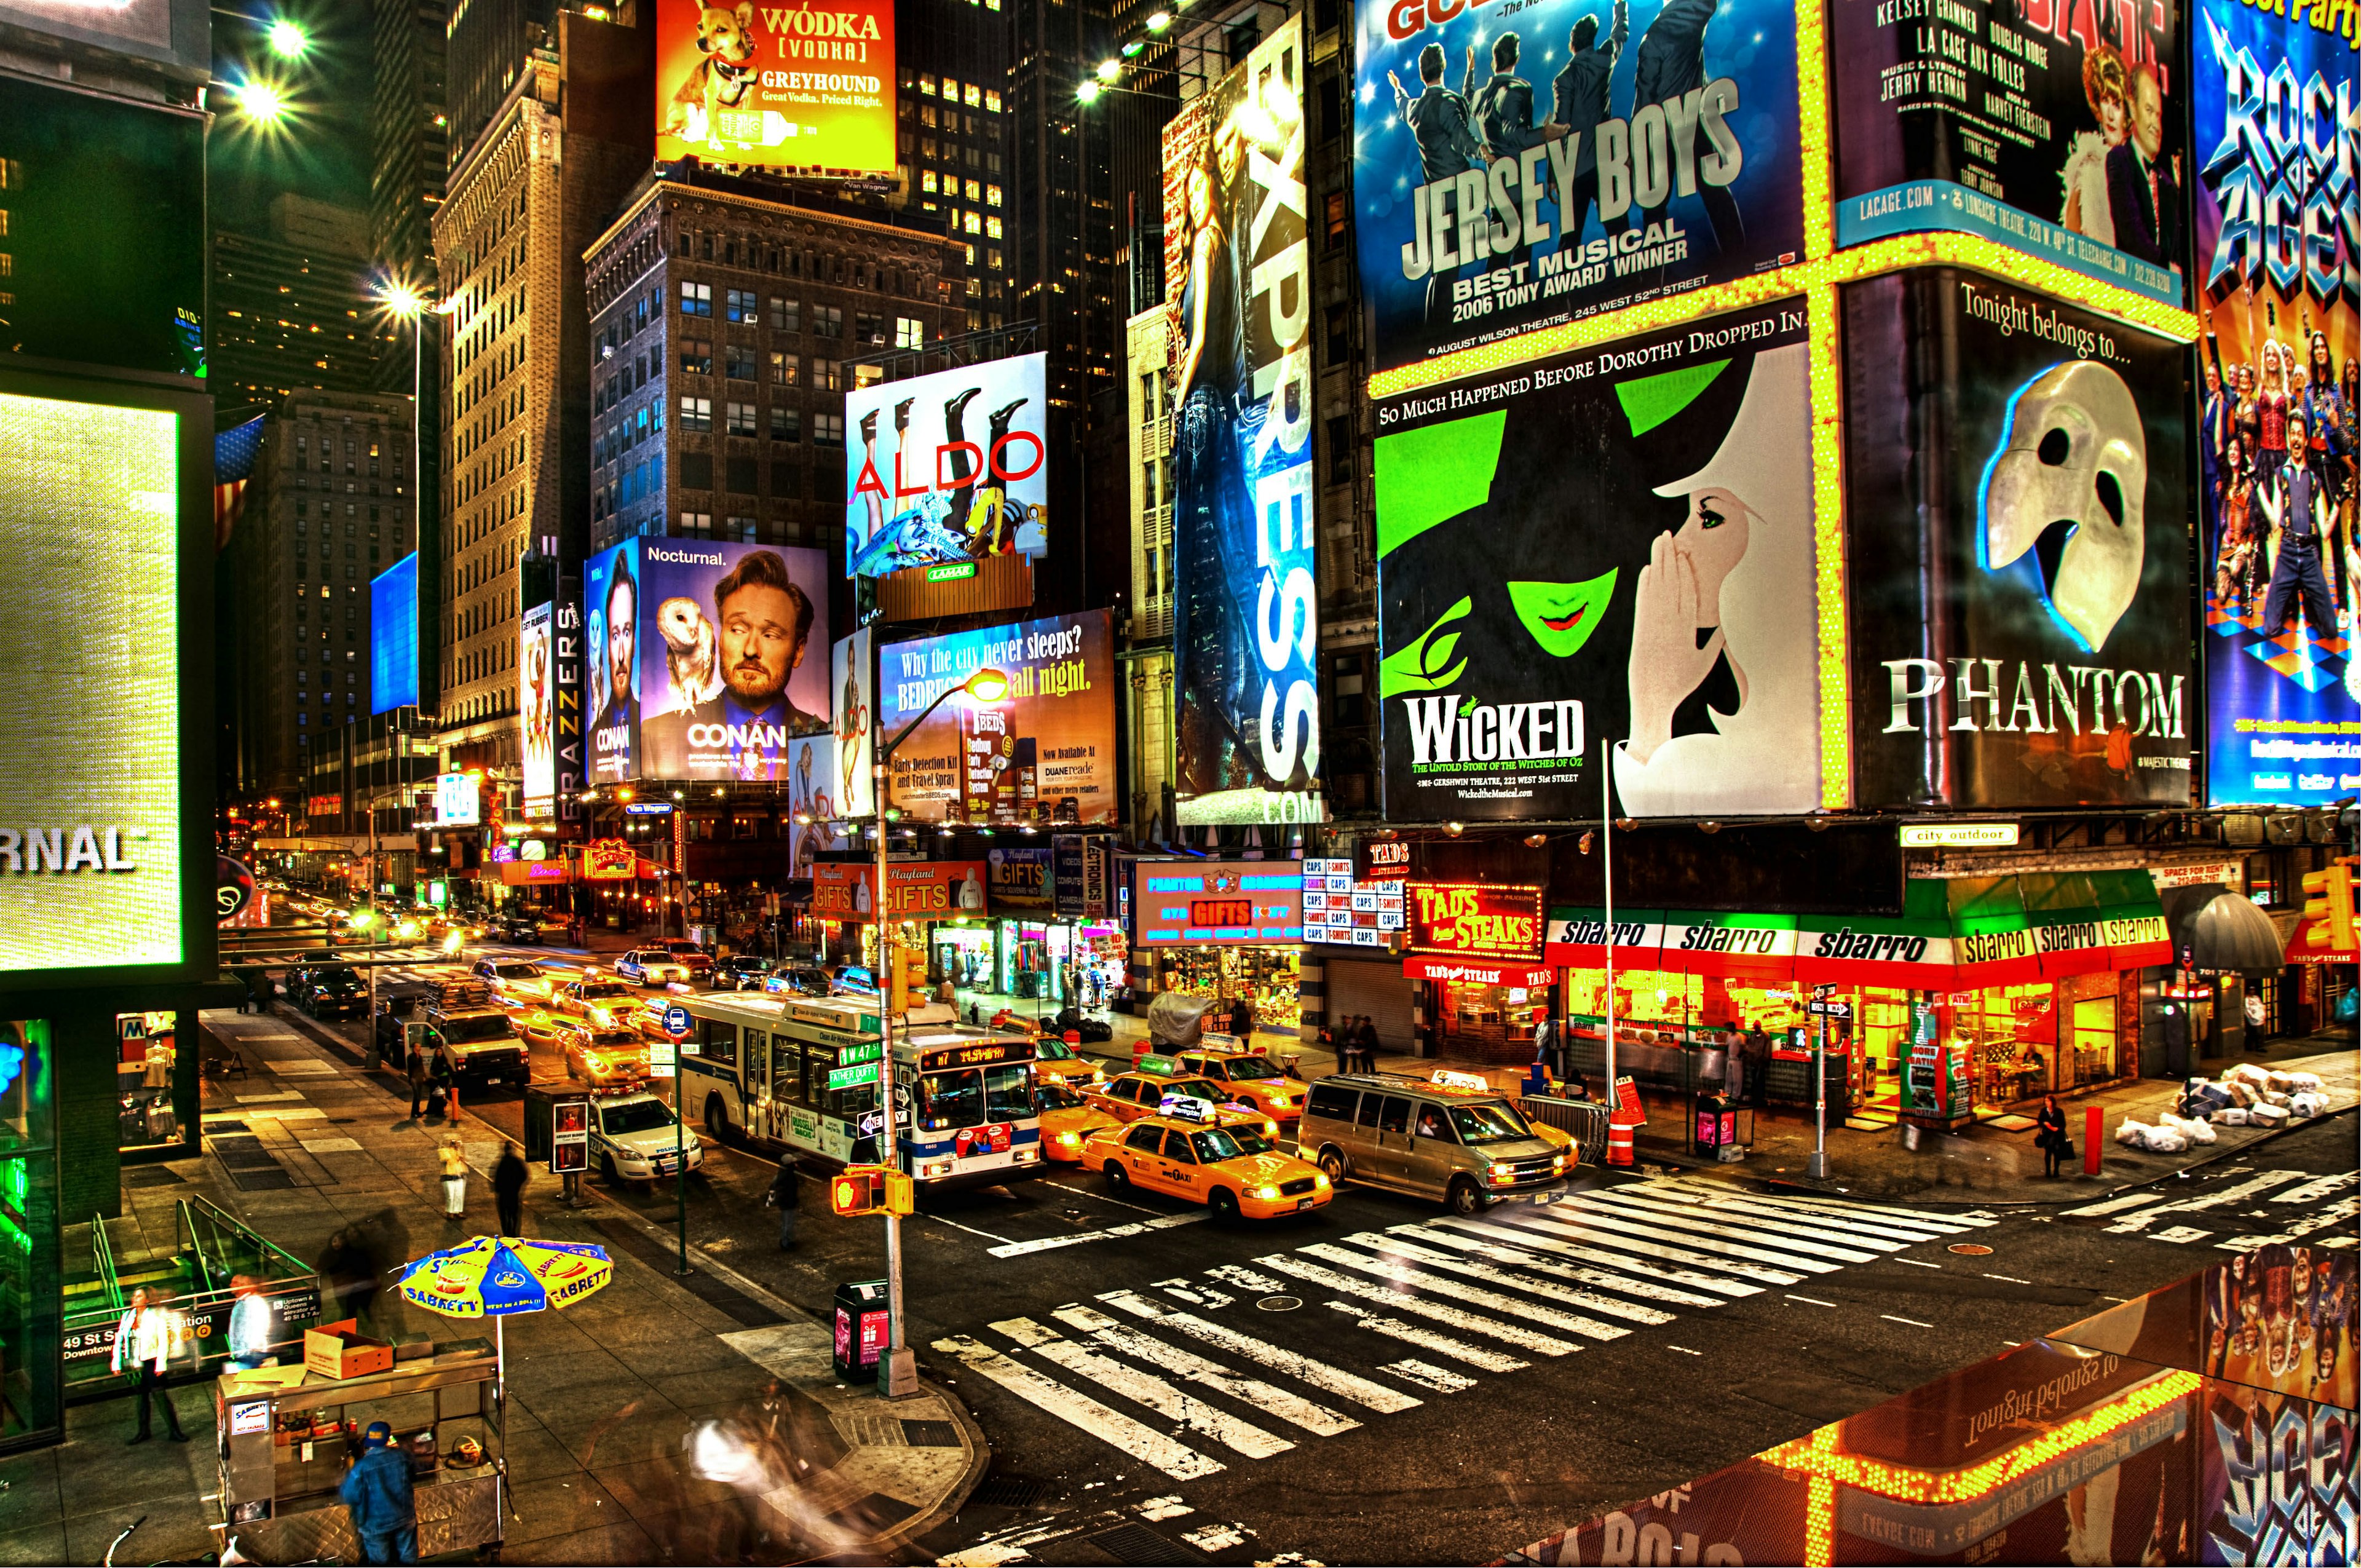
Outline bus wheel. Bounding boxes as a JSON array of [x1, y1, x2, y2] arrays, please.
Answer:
[[705, 1096, 730, 1144], [1102, 1160, 1129, 1189], [1209, 1187, 1240, 1223]]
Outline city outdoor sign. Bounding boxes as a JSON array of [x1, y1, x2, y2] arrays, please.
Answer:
[[1899, 823, 2023, 848], [1407, 883, 1546, 962]]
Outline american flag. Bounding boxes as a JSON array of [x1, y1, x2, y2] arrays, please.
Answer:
[[214, 416, 265, 550]]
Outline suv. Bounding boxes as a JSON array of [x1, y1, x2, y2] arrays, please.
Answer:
[[1299, 1074, 1568, 1215], [422, 1004, 528, 1087], [657, 940, 715, 981], [287, 964, 368, 1021]]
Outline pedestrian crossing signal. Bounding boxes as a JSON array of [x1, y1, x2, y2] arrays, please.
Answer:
[[831, 1164, 887, 1216], [2301, 858, 2358, 953]]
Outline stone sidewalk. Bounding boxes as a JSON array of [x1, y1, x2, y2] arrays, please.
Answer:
[[0, 1008, 983, 1566]]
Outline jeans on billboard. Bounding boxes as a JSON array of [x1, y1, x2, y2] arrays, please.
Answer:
[[2263, 536, 2336, 641], [1173, 385, 1256, 795]]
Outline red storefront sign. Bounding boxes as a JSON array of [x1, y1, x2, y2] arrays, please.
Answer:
[[582, 839, 636, 880], [1402, 956, 1554, 988], [812, 860, 989, 924], [1406, 882, 1544, 962]]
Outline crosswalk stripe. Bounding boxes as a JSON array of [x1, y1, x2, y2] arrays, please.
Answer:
[[1446, 1213, 1770, 1296], [1645, 1187, 1960, 1246], [1096, 1290, 1422, 1414], [2212, 1196, 2361, 1252], [2275, 1171, 2359, 1205], [1570, 1189, 1883, 1265], [1257, 1253, 1583, 1356], [1049, 1306, 1361, 1438], [1299, 1241, 1629, 1343], [1577, 1190, 1889, 1265], [2102, 1171, 2309, 1233], [1402, 1222, 1728, 1308], [1323, 1301, 1532, 1372], [1379, 1359, 1477, 1392], [1347, 1230, 1676, 1326], [931, 1333, 1225, 1480], [1509, 1197, 1836, 1277], [2063, 1192, 2168, 1218], [991, 1317, 1295, 1459], [1719, 1187, 1999, 1230]]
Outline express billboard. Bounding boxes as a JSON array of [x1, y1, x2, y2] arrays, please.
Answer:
[[1372, 298, 1819, 821], [877, 611, 1118, 826], [1831, 0, 2186, 306], [2194, 0, 2360, 808], [844, 354, 1047, 577], [370, 553, 420, 715], [1844, 269, 2193, 809], [583, 537, 832, 783], [652, 0, 895, 175], [1162, 17, 1323, 826], [521, 602, 555, 818], [1352, 0, 1805, 378]]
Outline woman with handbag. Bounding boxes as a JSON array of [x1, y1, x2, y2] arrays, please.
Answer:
[[2036, 1095, 2071, 1179]]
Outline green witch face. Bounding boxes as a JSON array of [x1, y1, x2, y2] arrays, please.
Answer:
[[1508, 570, 1619, 658]]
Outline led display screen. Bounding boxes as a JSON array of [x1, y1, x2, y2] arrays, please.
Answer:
[[1131, 861, 1305, 947], [521, 602, 555, 817], [1352, 0, 1805, 378], [0, 389, 184, 973], [653, 0, 895, 175], [370, 553, 420, 715], [842, 353, 1047, 577]]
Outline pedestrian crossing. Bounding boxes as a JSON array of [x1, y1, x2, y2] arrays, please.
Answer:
[[930, 1175, 1996, 1483], [2066, 1166, 2361, 1253]]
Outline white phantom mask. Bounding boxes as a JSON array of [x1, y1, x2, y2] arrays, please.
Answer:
[[1980, 360, 2147, 652]]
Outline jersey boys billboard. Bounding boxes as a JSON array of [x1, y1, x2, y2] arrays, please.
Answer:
[[1831, 0, 2186, 306], [654, 0, 895, 175], [842, 353, 1048, 577], [1373, 299, 1820, 821], [1845, 271, 2193, 809], [1353, 0, 1805, 377], [1163, 17, 1323, 825], [2194, 0, 2360, 807]]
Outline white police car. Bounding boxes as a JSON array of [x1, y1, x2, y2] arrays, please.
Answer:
[[590, 1091, 705, 1184]]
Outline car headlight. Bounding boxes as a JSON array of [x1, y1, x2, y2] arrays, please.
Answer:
[[1254, 1185, 1279, 1201], [1262, 1120, 1278, 1137], [1268, 1095, 1292, 1109], [1313, 1173, 1331, 1189], [1553, 1153, 1567, 1170], [1056, 1132, 1080, 1147], [1490, 1163, 1513, 1183]]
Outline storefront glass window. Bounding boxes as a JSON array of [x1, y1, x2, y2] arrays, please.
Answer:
[[0, 1021, 61, 1450], [1155, 948, 1301, 1034], [116, 1010, 181, 1150]]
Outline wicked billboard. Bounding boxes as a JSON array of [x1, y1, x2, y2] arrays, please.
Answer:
[[1353, 0, 1805, 378], [1845, 269, 2193, 809], [1831, 0, 2187, 306], [1372, 298, 1820, 821]]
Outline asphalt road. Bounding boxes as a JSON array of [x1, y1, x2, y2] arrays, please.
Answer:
[[268, 959, 2360, 1566]]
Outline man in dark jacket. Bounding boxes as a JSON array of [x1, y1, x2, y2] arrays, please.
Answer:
[[492, 1142, 529, 1237], [339, 1422, 417, 1564], [769, 1159, 801, 1251], [1354, 1016, 1383, 1074], [1631, 0, 1744, 250], [2104, 66, 2179, 269], [1549, 0, 1629, 243]]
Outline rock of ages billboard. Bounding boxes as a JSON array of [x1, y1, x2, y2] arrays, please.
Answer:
[[1372, 298, 1819, 821], [2194, 0, 2361, 808], [1845, 269, 2193, 808], [1161, 16, 1323, 825], [1353, 0, 1805, 378], [1831, 0, 2186, 306]]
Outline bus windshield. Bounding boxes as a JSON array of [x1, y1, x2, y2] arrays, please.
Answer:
[[915, 1064, 1036, 1131]]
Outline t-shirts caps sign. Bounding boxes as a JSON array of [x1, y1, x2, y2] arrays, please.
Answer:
[[1302, 857, 1406, 947], [812, 861, 989, 923]]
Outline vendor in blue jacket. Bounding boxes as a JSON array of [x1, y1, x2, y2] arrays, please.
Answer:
[[339, 1421, 417, 1565]]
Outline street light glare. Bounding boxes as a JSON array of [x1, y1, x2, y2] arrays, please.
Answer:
[[1076, 79, 1103, 105], [965, 668, 1011, 702], [267, 18, 307, 57], [1096, 58, 1121, 81], [236, 80, 287, 124], [379, 283, 427, 319]]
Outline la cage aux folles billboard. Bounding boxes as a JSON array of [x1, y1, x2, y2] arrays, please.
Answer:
[[585, 537, 832, 785], [1373, 298, 1821, 822], [652, 0, 895, 175], [844, 353, 1048, 577], [1163, 17, 1323, 827], [1353, 0, 1805, 378], [1845, 269, 2193, 809], [2194, 0, 2361, 807], [1831, 0, 2186, 306]]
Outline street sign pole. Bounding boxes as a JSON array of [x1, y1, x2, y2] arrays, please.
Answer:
[[665, 1002, 692, 1275], [1808, 986, 1833, 1178]]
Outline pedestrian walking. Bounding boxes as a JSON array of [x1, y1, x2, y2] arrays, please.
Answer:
[[492, 1142, 528, 1237], [226, 1273, 273, 1370], [405, 1038, 437, 1121], [339, 1421, 419, 1565], [1354, 1015, 1382, 1074], [1321, 1018, 1344, 1074], [1720, 1029, 1749, 1106], [2036, 1095, 2071, 1178], [767, 1159, 801, 1251], [111, 1286, 188, 1443], [438, 1134, 469, 1221], [1233, 994, 1256, 1041]]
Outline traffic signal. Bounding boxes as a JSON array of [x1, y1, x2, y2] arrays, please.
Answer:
[[2301, 858, 2359, 953], [882, 1170, 916, 1216], [890, 946, 927, 1011], [831, 1164, 887, 1216]]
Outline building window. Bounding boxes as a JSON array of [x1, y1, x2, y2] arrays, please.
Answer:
[[812, 358, 842, 392], [964, 178, 981, 203], [920, 73, 936, 94], [922, 172, 938, 194], [770, 406, 802, 442], [771, 461, 801, 497], [725, 400, 757, 436], [680, 510, 713, 536], [681, 338, 712, 374], [681, 280, 712, 315], [986, 183, 1002, 207], [726, 457, 757, 494], [813, 413, 844, 448], [984, 89, 1001, 111], [852, 364, 884, 390], [963, 212, 983, 235], [1326, 303, 1350, 364], [895, 316, 924, 350], [769, 296, 799, 332], [1326, 414, 1353, 485], [813, 305, 843, 338], [680, 396, 713, 432], [1324, 191, 1349, 250], [726, 513, 757, 541], [725, 344, 756, 381], [986, 216, 1003, 239], [854, 312, 884, 345], [770, 350, 799, 386], [725, 288, 759, 323]]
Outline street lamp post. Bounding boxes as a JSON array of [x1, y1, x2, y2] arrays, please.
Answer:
[[872, 663, 1007, 1401]]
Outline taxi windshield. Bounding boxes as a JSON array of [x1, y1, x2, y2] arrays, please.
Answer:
[[1168, 1080, 1224, 1103], [600, 1100, 674, 1134], [1035, 1082, 1085, 1111], [577, 982, 630, 999], [585, 1031, 640, 1050], [1190, 1059, 1232, 1081], [1189, 1128, 1274, 1162], [917, 1064, 1035, 1130], [1035, 1040, 1075, 1061], [1449, 1102, 1535, 1144], [494, 963, 542, 978]]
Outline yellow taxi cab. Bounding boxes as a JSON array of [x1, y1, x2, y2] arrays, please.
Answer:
[[1080, 1101, 1332, 1221], [1423, 1068, 1578, 1158], [1035, 1079, 1122, 1163], [1032, 1036, 1109, 1090], [1166, 1047, 1305, 1125], [1086, 1072, 1278, 1138]]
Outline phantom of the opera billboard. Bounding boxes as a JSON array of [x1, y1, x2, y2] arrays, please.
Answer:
[[1161, 15, 1324, 826], [1352, 0, 1806, 377], [585, 537, 832, 785], [652, 0, 895, 175], [1830, 0, 2187, 306], [2194, 0, 2361, 809], [843, 352, 1048, 577], [1845, 269, 2193, 809], [1373, 298, 1819, 821]]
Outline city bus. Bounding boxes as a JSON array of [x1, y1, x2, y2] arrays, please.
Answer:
[[671, 992, 1046, 1190]]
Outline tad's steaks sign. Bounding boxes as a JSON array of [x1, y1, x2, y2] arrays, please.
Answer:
[[1407, 883, 1544, 962]]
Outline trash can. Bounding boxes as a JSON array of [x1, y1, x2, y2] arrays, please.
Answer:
[[1693, 1094, 1727, 1157], [832, 1280, 892, 1380]]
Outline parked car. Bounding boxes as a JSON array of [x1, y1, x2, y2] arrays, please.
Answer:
[[287, 964, 368, 1021], [589, 1092, 705, 1184], [489, 911, 544, 944], [712, 955, 774, 991]]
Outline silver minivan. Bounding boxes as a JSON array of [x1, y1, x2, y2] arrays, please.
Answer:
[[1299, 1073, 1568, 1214]]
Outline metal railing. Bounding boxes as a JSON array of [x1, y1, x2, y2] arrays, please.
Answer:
[[63, 1199, 322, 1389]]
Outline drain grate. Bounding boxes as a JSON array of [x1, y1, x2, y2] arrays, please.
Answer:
[[214, 1147, 280, 1171], [973, 1475, 1048, 1510], [230, 1168, 297, 1191], [900, 1418, 960, 1447], [122, 1168, 188, 1189], [206, 1121, 250, 1134], [1090, 1524, 1207, 1565]]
